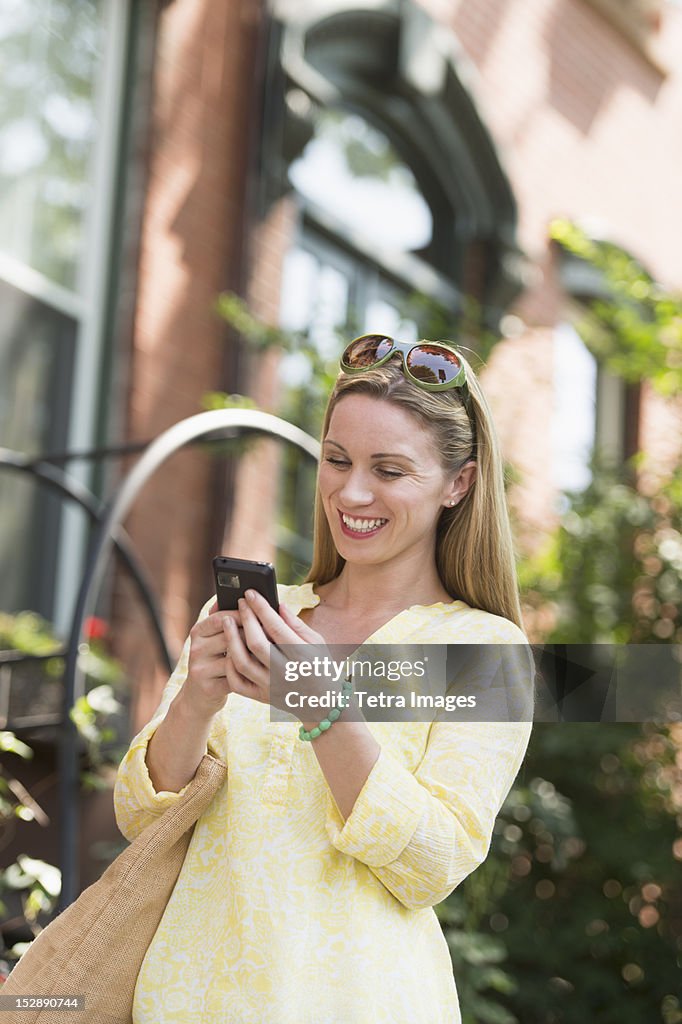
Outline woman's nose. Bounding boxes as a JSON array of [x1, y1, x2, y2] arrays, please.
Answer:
[[339, 471, 374, 505]]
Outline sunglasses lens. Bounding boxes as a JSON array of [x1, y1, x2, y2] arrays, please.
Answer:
[[406, 345, 463, 386], [342, 335, 394, 368]]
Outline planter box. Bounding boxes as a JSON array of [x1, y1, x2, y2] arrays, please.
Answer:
[[0, 655, 64, 730]]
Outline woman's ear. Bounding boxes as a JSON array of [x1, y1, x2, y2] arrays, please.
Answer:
[[445, 460, 477, 506]]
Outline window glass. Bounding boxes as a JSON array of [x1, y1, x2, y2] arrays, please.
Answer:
[[0, 0, 105, 291], [275, 228, 419, 583], [0, 0, 117, 621], [0, 280, 75, 613], [552, 322, 598, 495], [278, 107, 433, 581], [289, 107, 432, 253]]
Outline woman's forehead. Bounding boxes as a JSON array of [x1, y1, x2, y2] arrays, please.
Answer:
[[326, 394, 434, 454]]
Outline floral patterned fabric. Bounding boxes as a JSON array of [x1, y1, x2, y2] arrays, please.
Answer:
[[114, 583, 533, 1024]]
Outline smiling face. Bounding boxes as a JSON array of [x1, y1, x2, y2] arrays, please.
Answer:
[[318, 393, 472, 573]]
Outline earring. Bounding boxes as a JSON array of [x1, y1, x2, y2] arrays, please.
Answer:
[[448, 499, 456, 507]]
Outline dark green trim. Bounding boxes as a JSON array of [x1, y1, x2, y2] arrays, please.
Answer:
[[92, 0, 160, 500]]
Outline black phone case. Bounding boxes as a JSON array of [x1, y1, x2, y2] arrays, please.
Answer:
[[212, 556, 279, 612]]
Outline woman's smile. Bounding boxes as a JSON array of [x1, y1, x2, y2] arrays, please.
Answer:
[[338, 509, 389, 538]]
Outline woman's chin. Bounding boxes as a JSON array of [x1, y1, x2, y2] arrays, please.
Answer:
[[333, 537, 390, 565]]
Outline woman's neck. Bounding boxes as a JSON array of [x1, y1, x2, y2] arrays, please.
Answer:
[[315, 559, 452, 618]]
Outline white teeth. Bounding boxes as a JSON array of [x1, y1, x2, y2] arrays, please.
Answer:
[[341, 513, 387, 533]]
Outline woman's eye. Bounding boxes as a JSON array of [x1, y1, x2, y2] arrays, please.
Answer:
[[376, 468, 403, 479], [325, 457, 350, 469]]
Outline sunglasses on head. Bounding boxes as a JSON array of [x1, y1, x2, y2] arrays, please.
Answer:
[[340, 334, 469, 393]]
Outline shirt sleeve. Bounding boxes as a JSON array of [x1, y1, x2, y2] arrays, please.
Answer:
[[324, 617, 534, 910], [113, 598, 223, 842], [324, 720, 531, 910]]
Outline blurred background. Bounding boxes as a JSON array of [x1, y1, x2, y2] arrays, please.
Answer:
[[1, 0, 682, 1019]]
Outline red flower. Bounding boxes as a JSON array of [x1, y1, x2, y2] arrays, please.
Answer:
[[84, 616, 108, 641]]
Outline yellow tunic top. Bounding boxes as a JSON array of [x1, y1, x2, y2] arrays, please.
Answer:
[[114, 583, 533, 1024]]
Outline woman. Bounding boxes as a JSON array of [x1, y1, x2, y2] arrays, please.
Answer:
[[114, 334, 534, 1023]]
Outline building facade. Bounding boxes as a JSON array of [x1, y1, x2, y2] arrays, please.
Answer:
[[1, 0, 682, 892]]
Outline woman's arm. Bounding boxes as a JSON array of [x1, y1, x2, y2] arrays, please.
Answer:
[[319, 627, 534, 910], [144, 690, 217, 794], [226, 590, 533, 911], [227, 592, 382, 819], [295, 653, 532, 909], [297, 714, 382, 821], [143, 604, 241, 792], [113, 598, 230, 841], [323, 719, 532, 910]]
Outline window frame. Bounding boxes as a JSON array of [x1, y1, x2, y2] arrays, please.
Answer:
[[0, 0, 134, 631]]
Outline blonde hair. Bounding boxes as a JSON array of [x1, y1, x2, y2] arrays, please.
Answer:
[[304, 348, 523, 628]]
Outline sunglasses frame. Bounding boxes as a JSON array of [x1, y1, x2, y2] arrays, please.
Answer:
[[340, 334, 469, 394]]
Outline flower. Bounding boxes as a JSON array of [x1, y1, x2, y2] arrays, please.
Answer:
[[84, 616, 108, 642]]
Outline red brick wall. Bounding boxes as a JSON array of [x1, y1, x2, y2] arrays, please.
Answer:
[[426, 0, 682, 280], [421, 0, 682, 527], [223, 197, 298, 563], [115, 0, 263, 730]]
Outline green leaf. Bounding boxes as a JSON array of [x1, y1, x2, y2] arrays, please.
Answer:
[[0, 732, 33, 759]]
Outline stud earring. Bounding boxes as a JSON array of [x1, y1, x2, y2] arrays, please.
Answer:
[[448, 499, 456, 507]]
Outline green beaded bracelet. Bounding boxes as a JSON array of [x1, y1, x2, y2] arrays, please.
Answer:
[[298, 677, 354, 742]]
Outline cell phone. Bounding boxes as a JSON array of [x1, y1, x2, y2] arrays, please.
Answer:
[[212, 556, 279, 612]]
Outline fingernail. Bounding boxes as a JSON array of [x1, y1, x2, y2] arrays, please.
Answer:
[[245, 589, 257, 601]]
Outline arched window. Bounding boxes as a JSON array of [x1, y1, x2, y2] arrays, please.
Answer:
[[280, 107, 432, 361], [552, 232, 646, 495], [254, 0, 527, 577], [263, 0, 527, 328]]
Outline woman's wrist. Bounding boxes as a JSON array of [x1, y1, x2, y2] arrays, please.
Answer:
[[297, 677, 355, 738], [145, 692, 216, 794], [175, 682, 225, 724]]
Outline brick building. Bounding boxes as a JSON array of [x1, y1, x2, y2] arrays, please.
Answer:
[[1, 0, 681, 893]]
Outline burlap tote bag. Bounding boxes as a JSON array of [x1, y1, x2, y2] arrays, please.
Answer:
[[2, 752, 227, 1024]]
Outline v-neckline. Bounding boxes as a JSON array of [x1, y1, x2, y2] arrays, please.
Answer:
[[293, 581, 463, 649]]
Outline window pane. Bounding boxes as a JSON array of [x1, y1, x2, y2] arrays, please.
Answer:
[[552, 322, 597, 494], [0, 279, 75, 616], [0, 0, 106, 291], [289, 108, 432, 253], [364, 299, 417, 342]]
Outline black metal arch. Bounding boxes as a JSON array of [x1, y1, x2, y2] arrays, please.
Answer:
[[0, 448, 175, 674], [58, 409, 320, 911]]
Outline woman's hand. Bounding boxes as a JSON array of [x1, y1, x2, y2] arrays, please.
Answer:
[[183, 602, 242, 718], [224, 590, 338, 720]]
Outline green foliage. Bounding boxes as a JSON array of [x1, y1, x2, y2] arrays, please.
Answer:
[[213, 293, 287, 351], [492, 220, 682, 1021], [520, 453, 682, 644], [0, 612, 63, 680], [436, 897, 519, 1024], [314, 108, 405, 184], [478, 723, 682, 1023], [0, 614, 126, 958], [549, 219, 682, 396], [0, 733, 32, 761], [69, 685, 125, 784], [202, 391, 260, 412], [435, 720, 682, 1023], [0, 856, 61, 929]]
